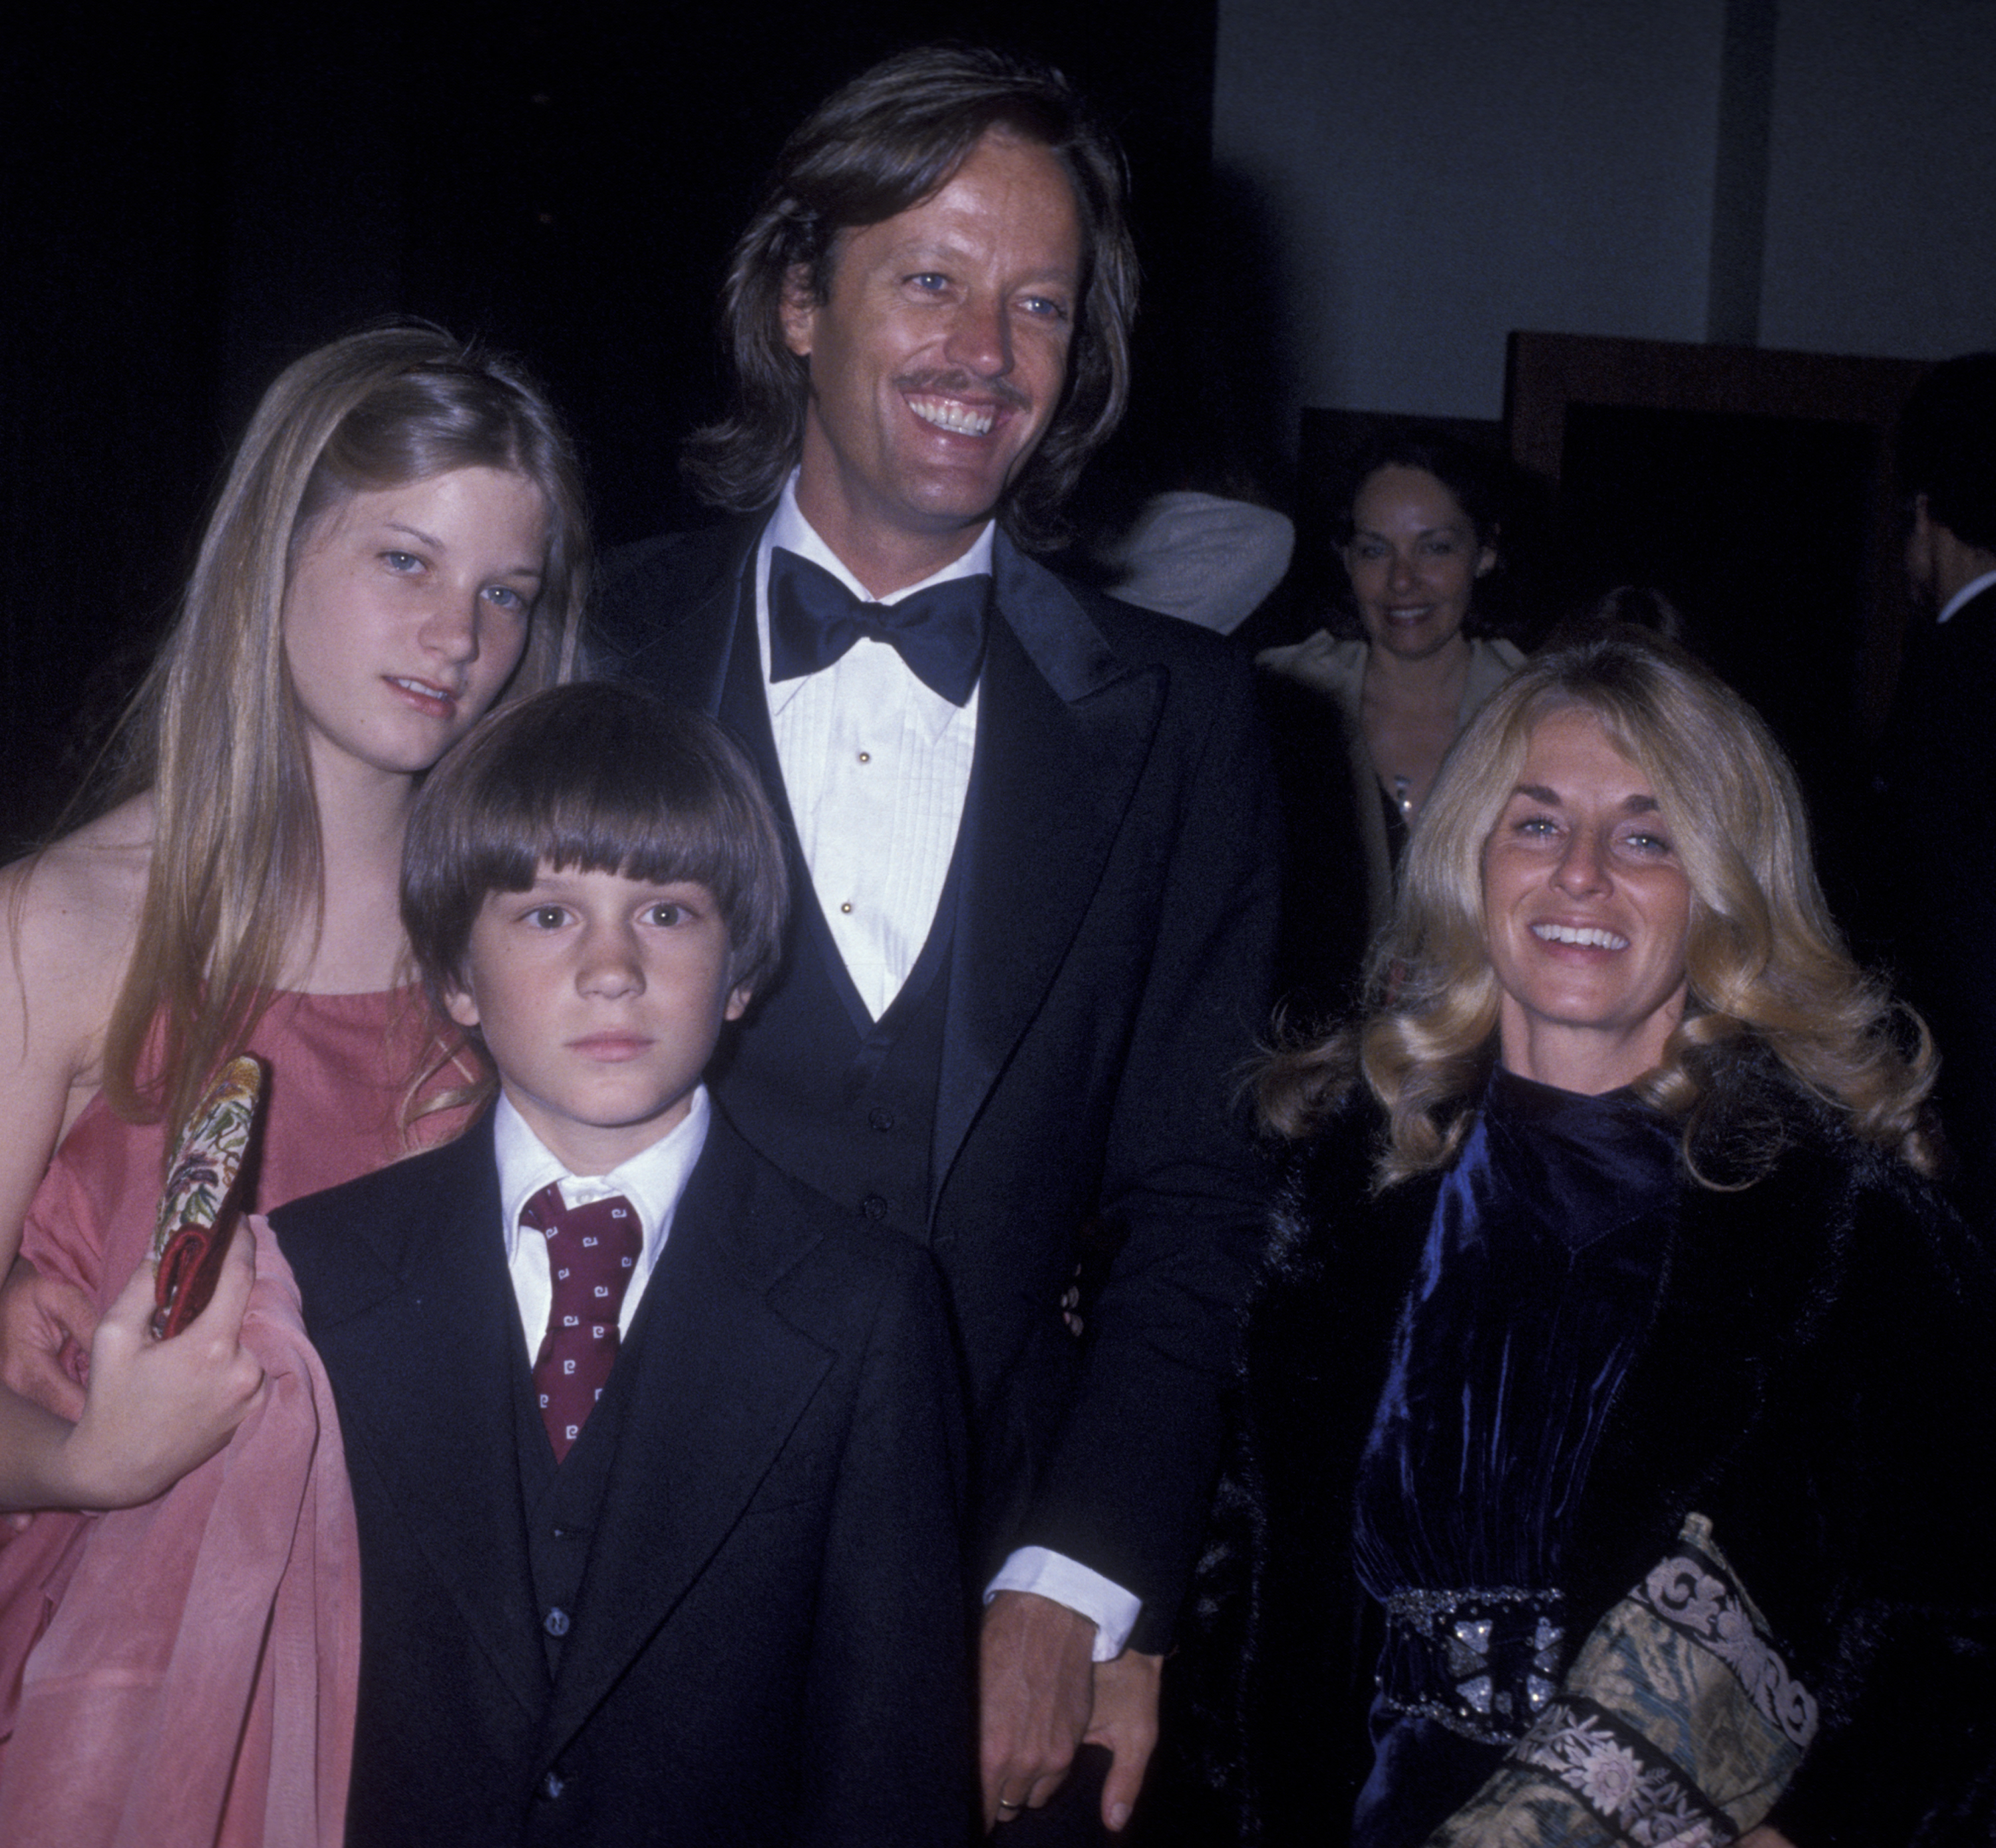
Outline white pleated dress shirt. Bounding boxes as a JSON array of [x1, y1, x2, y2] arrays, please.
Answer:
[[755, 481, 986, 1021]]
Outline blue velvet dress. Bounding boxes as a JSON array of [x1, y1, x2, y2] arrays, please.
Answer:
[[1348, 1069, 1679, 1847]]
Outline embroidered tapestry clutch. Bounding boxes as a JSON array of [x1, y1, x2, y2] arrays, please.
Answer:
[[150, 1055, 263, 1340], [1424, 1514, 1818, 1848]]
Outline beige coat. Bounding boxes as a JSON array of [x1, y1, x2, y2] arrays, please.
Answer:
[[1255, 630, 1524, 949]]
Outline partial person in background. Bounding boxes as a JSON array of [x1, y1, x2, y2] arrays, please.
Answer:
[[1202, 633, 1995, 1847], [1092, 492, 1293, 636], [0, 325, 585, 1844], [1257, 429, 1523, 1016], [1059, 242, 1297, 641], [1872, 352, 1996, 1228]]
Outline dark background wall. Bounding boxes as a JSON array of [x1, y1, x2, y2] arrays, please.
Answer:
[[1216, 0, 1996, 446], [0, 0, 1221, 846]]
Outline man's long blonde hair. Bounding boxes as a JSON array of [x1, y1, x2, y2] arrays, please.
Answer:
[[88, 325, 589, 1146], [1259, 633, 1936, 1185]]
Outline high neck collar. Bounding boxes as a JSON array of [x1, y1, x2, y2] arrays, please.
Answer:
[[1475, 1065, 1679, 1251]]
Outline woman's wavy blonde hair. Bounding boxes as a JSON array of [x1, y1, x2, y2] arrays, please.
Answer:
[[86, 325, 588, 1146], [1259, 632, 1937, 1185]]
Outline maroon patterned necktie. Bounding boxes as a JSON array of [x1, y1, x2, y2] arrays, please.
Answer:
[[521, 1183, 641, 1461]]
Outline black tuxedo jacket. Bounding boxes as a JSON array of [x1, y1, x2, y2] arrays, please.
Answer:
[[593, 519, 1279, 1649], [1872, 582, 1996, 1226], [273, 1108, 972, 1847]]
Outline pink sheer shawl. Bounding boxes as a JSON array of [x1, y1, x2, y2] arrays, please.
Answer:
[[0, 1217, 354, 1848], [0, 990, 464, 1847]]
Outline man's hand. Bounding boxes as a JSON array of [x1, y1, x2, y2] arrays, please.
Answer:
[[0, 1255, 96, 1419], [979, 1590, 1163, 1833], [981, 1591, 1094, 1827]]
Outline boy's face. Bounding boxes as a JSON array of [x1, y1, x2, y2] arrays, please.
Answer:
[[445, 864, 750, 1175]]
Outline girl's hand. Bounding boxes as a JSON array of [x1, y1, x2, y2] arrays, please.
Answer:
[[54, 1227, 267, 1509], [0, 1257, 96, 1419]]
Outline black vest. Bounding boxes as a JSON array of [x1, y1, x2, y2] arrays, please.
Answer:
[[705, 569, 969, 1244], [513, 1286, 662, 1686]]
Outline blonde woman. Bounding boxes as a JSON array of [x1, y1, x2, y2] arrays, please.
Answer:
[[1211, 634, 1995, 1845], [0, 325, 586, 1840]]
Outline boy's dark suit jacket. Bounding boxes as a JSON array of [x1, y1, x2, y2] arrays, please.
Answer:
[[273, 1106, 971, 1848], [594, 520, 1279, 1650]]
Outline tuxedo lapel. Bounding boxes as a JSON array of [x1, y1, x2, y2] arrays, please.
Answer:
[[536, 1122, 840, 1759], [933, 541, 1165, 1197], [306, 1119, 548, 1724]]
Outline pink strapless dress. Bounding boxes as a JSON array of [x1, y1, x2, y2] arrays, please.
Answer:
[[0, 989, 468, 1848]]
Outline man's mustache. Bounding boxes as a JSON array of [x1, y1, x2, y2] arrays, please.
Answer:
[[896, 370, 1032, 412]]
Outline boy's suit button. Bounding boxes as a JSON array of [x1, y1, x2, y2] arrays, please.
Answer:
[[861, 1194, 889, 1221], [544, 1606, 571, 1637], [869, 1107, 895, 1131]]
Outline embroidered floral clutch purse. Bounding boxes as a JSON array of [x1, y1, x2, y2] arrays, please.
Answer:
[[1423, 1514, 1816, 1847], [150, 1055, 264, 1340]]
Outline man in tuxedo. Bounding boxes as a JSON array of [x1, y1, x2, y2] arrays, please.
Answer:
[[595, 44, 1278, 1839], [1874, 353, 1996, 1223]]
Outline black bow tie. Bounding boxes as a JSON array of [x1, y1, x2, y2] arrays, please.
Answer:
[[767, 548, 989, 706]]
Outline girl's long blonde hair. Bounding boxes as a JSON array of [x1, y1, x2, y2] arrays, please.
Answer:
[[1259, 633, 1937, 1185], [89, 325, 589, 1145]]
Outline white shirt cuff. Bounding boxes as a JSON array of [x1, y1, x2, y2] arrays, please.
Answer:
[[984, 1548, 1142, 1662]]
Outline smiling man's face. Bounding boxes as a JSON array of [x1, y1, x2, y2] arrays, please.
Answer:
[[780, 129, 1084, 594]]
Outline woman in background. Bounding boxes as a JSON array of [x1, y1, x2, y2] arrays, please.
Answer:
[[0, 324, 586, 1844], [1257, 429, 1524, 1015], [1214, 634, 1995, 1845]]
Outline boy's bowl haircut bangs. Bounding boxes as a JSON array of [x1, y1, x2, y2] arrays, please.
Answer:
[[403, 685, 790, 1013]]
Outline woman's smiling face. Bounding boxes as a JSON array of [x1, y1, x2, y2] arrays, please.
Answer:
[[1342, 463, 1495, 662], [1482, 706, 1692, 1095]]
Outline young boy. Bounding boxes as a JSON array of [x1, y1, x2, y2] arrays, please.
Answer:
[[273, 684, 971, 1847]]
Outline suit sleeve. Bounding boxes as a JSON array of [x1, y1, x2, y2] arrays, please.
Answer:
[[798, 1243, 975, 1847], [1023, 647, 1281, 1654]]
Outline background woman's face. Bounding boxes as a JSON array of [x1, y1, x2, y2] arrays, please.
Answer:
[[1481, 707, 1692, 1093], [1342, 464, 1495, 662]]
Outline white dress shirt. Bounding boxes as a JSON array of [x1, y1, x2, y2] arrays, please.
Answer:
[[752, 482, 1140, 1661], [756, 478, 986, 1021], [494, 1087, 712, 1360]]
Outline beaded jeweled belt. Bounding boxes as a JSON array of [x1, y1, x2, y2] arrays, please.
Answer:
[[1377, 1586, 1567, 1745]]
